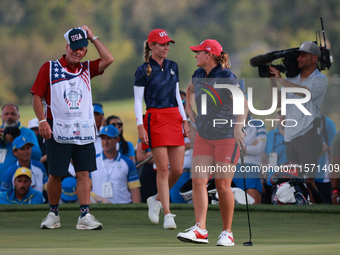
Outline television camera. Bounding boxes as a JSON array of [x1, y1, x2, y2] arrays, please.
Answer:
[[250, 17, 332, 78]]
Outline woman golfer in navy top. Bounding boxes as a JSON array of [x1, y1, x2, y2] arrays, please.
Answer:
[[177, 39, 248, 246], [134, 29, 189, 229]]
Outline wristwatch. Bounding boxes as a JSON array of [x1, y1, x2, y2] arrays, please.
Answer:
[[91, 36, 99, 43]]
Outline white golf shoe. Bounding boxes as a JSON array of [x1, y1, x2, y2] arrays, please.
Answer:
[[177, 223, 209, 244], [216, 230, 235, 246], [147, 195, 162, 224], [163, 213, 177, 229], [41, 212, 61, 229], [76, 213, 103, 230]]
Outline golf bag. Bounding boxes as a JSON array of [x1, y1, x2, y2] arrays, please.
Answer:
[[179, 178, 255, 205], [270, 164, 309, 205], [179, 178, 193, 202]]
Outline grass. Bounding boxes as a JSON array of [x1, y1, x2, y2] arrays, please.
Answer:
[[0, 204, 339, 255]]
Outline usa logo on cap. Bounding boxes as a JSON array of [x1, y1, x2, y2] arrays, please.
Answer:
[[70, 33, 84, 42], [64, 27, 88, 51], [147, 28, 175, 44]]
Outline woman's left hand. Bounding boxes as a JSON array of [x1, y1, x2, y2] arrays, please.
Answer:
[[183, 120, 189, 137], [234, 126, 245, 150], [183, 120, 190, 137]]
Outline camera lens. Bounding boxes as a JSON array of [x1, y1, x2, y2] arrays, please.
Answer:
[[4, 126, 21, 139]]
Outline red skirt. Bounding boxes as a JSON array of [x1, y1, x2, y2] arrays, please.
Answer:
[[142, 107, 185, 150]]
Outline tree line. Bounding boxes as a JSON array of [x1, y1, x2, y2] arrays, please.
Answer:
[[1, 0, 339, 124]]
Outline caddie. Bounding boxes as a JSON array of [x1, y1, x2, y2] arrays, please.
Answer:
[[30, 25, 113, 230]]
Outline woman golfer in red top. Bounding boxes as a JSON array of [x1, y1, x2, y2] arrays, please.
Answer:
[[177, 39, 248, 246], [134, 29, 189, 229]]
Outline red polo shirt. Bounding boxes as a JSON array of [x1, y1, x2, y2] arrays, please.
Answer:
[[30, 55, 102, 119]]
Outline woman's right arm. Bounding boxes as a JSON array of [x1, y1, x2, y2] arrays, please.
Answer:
[[186, 80, 197, 124], [134, 86, 148, 145]]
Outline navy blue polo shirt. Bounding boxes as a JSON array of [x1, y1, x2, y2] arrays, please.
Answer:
[[192, 64, 238, 140], [134, 57, 179, 109]]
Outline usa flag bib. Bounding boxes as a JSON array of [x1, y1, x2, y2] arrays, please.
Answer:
[[49, 60, 95, 145]]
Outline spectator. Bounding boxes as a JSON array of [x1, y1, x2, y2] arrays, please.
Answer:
[[0, 104, 42, 182], [31, 25, 113, 230], [233, 116, 266, 204], [330, 131, 340, 204], [136, 138, 157, 203], [269, 41, 327, 200], [106, 115, 136, 164], [60, 176, 112, 204], [60, 177, 78, 203], [91, 125, 141, 203], [0, 167, 44, 204], [1, 135, 48, 195], [261, 109, 288, 203], [28, 118, 39, 135], [170, 90, 192, 203], [93, 103, 104, 154], [28, 117, 48, 174], [262, 111, 333, 204], [314, 116, 337, 203]]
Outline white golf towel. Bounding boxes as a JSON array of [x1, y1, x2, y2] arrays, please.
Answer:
[[215, 188, 255, 205]]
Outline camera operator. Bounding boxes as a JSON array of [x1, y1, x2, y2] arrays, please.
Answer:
[[268, 41, 327, 201], [0, 104, 42, 183]]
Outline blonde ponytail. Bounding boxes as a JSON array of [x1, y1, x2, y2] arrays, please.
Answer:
[[212, 51, 231, 69], [144, 40, 152, 76]]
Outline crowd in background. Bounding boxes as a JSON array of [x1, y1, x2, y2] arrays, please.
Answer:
[[1, 98, 339, 205]]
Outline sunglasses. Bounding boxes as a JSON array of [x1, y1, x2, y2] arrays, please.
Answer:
[[111, 123, 123, 128], [182, 100, 186, 104]]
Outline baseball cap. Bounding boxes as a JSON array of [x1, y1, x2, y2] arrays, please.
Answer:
[[61, 177, 78, 202], [12, 135, 34, 151], [190, 39, 223, 56], [14, 167, 32, 180], [93, 103, 104, 115], [148, 29, 175, 44], [28, 118, 39, 129], [298, 41, 321, 57], [99, 125, 119, 138], [64, 28, 88, 51]]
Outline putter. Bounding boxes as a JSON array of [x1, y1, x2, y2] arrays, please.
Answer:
[[135, 155, 153, 168], [240, 145, 253, 246]]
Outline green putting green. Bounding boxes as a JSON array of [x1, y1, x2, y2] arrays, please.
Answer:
[[0, 204, 339, 255]]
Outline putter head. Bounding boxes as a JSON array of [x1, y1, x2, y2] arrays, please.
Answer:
[[243, 240, 253, 246]]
